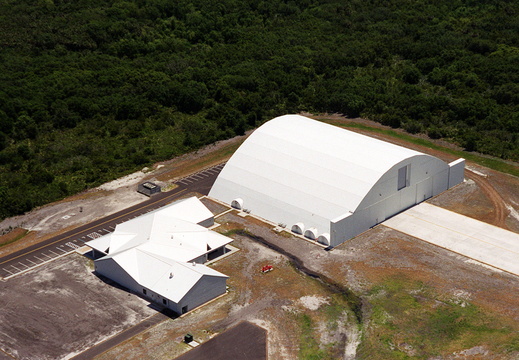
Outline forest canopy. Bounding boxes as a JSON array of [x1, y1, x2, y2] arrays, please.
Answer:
[[0, 0, 518, 220]]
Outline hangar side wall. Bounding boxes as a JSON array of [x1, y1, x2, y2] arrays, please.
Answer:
[[210, 176, 331, 234], [331, 155, 450, 247]]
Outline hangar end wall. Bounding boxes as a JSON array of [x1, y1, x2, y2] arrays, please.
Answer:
[[330, 155, 451, 246]]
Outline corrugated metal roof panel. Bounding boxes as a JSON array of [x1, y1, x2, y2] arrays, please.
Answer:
[[209, 114, 423, 232]]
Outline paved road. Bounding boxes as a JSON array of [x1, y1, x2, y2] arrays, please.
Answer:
[[0, 163, 225, 280]]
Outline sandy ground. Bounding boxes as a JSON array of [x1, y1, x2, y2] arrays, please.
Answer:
[[0, 254, 156, 360]]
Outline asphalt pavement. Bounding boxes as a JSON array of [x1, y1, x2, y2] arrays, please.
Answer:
[[0, 163, 225, 280]]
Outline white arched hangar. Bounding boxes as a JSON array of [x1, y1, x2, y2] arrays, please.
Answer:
[[209, 115, 465, 247]]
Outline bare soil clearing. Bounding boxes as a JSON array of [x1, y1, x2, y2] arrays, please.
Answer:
[[0, 254, 156, 360]]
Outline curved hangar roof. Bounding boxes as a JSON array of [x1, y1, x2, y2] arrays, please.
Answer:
[[209, 114, 435, 231]]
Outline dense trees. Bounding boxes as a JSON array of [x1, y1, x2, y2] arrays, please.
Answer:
[[0, 0, 518, 220]]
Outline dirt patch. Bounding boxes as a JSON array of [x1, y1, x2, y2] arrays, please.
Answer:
[[0, 254, 156, 360], [91, 221, 360, 360], [91, 196, 519, 360]]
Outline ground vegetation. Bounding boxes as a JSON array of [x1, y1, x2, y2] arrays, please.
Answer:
[[1, 0, 518, 219]]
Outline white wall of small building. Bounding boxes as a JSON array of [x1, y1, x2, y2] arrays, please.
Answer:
[[95, 258, 141, 291], [174, 275, 227, 314], [95, 258, 226, 315], [448, 158, 465, 188]]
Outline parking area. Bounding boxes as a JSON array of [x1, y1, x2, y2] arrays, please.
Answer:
[[0, 254, 156, 360], [175, 163, 226, 186], [1, 231, 111, 280], [383, 202, 519, 276]]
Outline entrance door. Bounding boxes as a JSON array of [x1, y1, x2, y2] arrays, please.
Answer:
[[415, 178, 433, 203]]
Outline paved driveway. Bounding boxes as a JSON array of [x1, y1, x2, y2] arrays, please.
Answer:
[[383, 203, 519, 276]]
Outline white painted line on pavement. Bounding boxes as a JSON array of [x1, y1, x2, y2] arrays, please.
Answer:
[[3, 249, 74, 280]]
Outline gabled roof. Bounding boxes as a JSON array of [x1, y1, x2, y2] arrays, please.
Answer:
[[103, 248, 227, 302], [98, 217, 231, 262], [87, 197, 229, 258], [88, 196, 231, 303]]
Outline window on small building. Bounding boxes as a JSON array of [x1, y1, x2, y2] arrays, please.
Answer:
[[398, 165, 409, 190], [143, 289, 147, 295], [163, 298, 167, 305]]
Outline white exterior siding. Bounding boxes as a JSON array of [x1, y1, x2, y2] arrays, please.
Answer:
[[448, 158, 466, 188], [87, 197, 231, 315], [95, 257, 227, 315], [210, 115, 465, 247], [175, 275, 227, 314], [330, 155, 451, 246], [95, 258, 140, 291]]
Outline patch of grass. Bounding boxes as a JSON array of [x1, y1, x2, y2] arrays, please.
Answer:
[[357, 274, 519, 359], [324, 120, 519, 177], [298, 313, 327, 360], [322, 301, 344, 331], [220, 228, 251, 237], [0, 228, 29, 248]]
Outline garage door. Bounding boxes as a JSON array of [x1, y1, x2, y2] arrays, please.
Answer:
[[383, 203, 519, 276]]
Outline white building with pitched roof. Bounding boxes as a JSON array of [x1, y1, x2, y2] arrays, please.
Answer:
[[209, 114, 465, 247], [87, 197, 232, 314]]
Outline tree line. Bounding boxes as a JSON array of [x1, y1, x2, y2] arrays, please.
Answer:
[[0, 0, 518, 219]]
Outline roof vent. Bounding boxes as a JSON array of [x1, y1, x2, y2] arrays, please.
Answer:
[[169, 272, 174, 278]]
